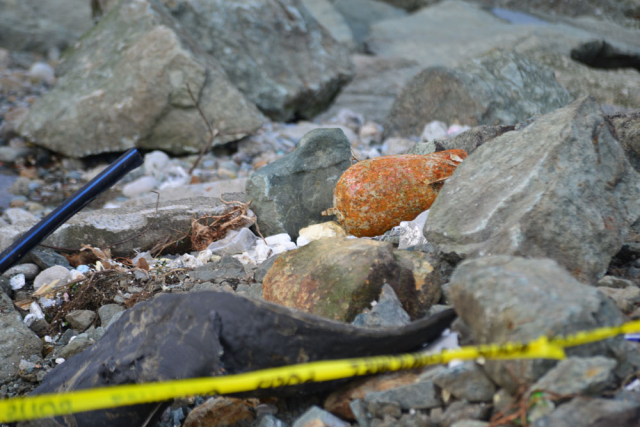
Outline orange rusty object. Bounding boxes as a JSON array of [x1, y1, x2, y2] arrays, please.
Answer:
[[323, 150, 467, 237]]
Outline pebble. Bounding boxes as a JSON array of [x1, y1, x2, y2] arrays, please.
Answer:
[[33, 265, 71, 290], [65, 310, 97, 332], [98, 304, 125, 326], [421, 120, 448, 141], [28, 62, 56, 85], [382, 137, 417, 155], [298, 221, 346, 242], [122, 176, 159, 198], [143, 150, 170, 179]]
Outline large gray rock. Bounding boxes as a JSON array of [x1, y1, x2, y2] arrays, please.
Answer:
[[300, 0, 356, 51], [473, 0, 640, 31], [384, 50, 572, 138], [0, 292, 43, 383], [0, 197, 254, 258], [159, 0, 355, 121], [19, 0, 264, 157], [246, 128, 351, 238], [366, 1, 640, 68], [528, 356, 617, 398], [330, 0, 407, 48], [0, 0, 92, 54], [317, 54, 422, 123], [527, 50, 640, 111], [532, 397, 640, 427], [425, 97, 640, 284], [449, 256, 640, 391]]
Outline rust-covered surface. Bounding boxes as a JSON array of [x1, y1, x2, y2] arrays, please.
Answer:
[[326, 150, 467, 237], [262, 237, 441, 322]]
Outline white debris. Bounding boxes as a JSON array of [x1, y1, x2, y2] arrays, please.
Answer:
[[28, 62, 56, 85], [10, 273, 25, 290], [23, 314, 36, 327], [30, 302, 45, 319], [265, 233, 293, 246], [179, 254, 201, 269], [625, 379, 640, 391], [421, 120, 448, 142], [296, 235, 311, 247], [389, 209, 430, 250], [208, 228, 258, 256], [69, 269, 85, 281], [196, 249, 214, 265], [55, 358, 65, 365]]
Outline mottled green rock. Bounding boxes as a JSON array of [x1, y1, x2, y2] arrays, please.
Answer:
[[262, 237, 441, 322], [246, 128, 351, 239]]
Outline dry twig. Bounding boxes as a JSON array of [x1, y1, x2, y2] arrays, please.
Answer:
[[186, 83, 219, 175]]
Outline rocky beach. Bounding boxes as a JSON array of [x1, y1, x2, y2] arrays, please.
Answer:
[[1, 0, 640, 426]]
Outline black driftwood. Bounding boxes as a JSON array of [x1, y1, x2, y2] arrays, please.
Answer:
[[25, 291, 456, 427]]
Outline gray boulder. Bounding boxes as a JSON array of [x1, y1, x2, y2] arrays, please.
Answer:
[[473, 0, 640, 31], [300, 0, 356, 51], [19, 0, 264, 157], [432, 362, 496, 402], [448, 256, 640, 392], [330, 0, 407, 49], [317, 54, 422, 123], [0, 0, 92, 54], [532, 397, 640, 427], [528, 356, 617, 398], [384, 50, 572, 138], [0, 292, 43, 383], [367, 1, 640, 68], [246, 128, 351, 238], [0, 197, 254, 258], [159, 0, 355, 121], [425, 96, 640, 284]]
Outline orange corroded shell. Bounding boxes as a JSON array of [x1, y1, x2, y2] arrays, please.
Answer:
[[324, 150, 467, 237]]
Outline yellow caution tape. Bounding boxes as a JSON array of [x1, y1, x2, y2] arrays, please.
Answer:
[[2, 319, 640, 423]]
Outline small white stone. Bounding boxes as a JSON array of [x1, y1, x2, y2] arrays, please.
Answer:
[[122, 176, 159, 198], [296, 236, 311, 247], [55, 358, 65, 364], [23, 313, 36, 327], [421, 120, 448, 142], [143, 150, 170, 178], [265, 233, 292, 246], [10, 274, 25, 290], [29, 302, 45, 319], [299, 222, 346, 242], [28, 62, 56, 85], [180, 254, 200, 269]]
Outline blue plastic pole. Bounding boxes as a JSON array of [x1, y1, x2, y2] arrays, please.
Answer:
[[0, 148, 143, 274]]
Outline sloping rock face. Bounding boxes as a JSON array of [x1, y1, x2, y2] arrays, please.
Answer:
[[384, 51, 572, 138], [19, 0, 264, 157], [0, 0, 92, 54], [425, 96, 640, 284], [161, 0, 355, 121], [449, 256, 640, 391], [247, 128, 351, 238]]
